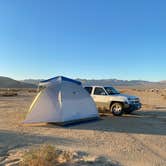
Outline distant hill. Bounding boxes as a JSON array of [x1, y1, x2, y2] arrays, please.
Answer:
[[78, 79, 149, 86], [22, 78, 166, 89], [160, 80, 166, 83], [0, 76, 37, 88], [22, 79, 43, 85], [78, 79, 166, 88]]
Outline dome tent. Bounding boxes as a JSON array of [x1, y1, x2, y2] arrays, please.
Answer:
[[24, 76, 99, 125]]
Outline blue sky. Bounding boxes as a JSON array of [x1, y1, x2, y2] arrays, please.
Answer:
[[0, 0, 166, 81]]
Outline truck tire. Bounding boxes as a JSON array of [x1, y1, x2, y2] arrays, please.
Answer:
[[110, 102, 124, 116]]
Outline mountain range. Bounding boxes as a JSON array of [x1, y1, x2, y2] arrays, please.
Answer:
[[0, 76, 37, 88], [0, 76, 166, 89]]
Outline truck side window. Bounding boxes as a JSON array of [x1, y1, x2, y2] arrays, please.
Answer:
[[94, 87, 107, 95], [84, 87, 92, 94]]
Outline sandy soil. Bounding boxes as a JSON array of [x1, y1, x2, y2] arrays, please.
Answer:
[[0, 90, 166, 166]]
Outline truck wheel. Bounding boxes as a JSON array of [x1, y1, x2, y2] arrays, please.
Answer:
[[110, 102, 123, 116]]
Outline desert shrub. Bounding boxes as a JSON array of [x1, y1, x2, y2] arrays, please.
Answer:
[[20, 144, 58, 166], [0, 91, 18, 97], [132, 89, 137, 91], [119, 90, 127, 94], [20, 144, 73, 166], [137, 89, 143, 92], [0, 88, 21, 92], [10, 88, 21, 92], [163, 95, 166, 100], [28, 89, 37, 93], [0, 88, 19, 97], [19, 145, 116, 166]]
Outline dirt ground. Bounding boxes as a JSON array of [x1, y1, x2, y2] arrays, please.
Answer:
[[0, 90, 166, 166]]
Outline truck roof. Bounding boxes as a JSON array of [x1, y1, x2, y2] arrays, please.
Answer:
[[84, 85, 113, 88]]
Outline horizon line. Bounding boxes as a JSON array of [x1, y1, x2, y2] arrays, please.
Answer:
[[0, 75, 165, 83]]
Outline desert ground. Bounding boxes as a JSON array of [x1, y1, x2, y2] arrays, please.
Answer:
[[0, 88, 166, 166]]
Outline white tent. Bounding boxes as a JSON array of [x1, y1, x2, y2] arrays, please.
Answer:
[[24, 76, 99, 124]]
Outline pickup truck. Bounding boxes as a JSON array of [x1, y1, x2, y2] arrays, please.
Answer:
[[84, 86, 141, 116]]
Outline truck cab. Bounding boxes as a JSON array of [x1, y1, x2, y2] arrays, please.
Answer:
[[84, 86, 141, 116]]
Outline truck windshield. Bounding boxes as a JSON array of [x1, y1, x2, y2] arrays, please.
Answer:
[[104, 87, 120, 95]]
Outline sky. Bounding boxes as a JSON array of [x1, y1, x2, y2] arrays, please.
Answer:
[[0, 0, 166, 81]]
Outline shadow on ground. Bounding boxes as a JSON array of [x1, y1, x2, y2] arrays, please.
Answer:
[[0, 131, 121, 166], [0, 130, 77, 156], [58, 110, 166, 136]]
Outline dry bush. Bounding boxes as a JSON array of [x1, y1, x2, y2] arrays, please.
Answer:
[[20, 144, 58, 166], [10, 88, 21, 92], [20, 144, 73, 166], [119, 90, 127, 94], [0, 88, 21, 92], [28, 89, 37, 93], [132, 89, 137, 91], [163, 95, 166, 100], [160, 94, 166, 100], [17, 145, 115, 166], [0, 88, 19, 97], [0, 91, 18, 97], [136, 89, 144, 92]]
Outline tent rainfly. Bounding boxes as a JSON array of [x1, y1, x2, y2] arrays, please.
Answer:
[[23, 76, 99, 124]]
